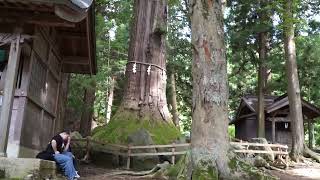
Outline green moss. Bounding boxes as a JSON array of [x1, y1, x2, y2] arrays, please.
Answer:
[[192, 164, 218, 180], [92, 114, 181, 144], [228, 156, 278, 180], [228, 157, 237, 172], [167, 156, 185, 178]]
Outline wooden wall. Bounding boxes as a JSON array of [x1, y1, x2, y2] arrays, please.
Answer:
[[12, 25, 69, 155], [235, 117, 258, 141]]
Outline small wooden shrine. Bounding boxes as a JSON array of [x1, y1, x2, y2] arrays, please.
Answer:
[[0, 0, 96, 158]]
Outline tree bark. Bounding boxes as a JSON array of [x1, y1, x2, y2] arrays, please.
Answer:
[[257, 0, 270, 138], [170, 73, 179, 127], [189, 0, 230, 178], [106, 76, 115, 124], [115, 0, 172, 123], [283, 0, 304, 161], [79, 83, 96, 137], [257, 32, 267, 138]]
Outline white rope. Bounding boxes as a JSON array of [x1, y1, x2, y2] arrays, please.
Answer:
[[127, 61, 166, 72]]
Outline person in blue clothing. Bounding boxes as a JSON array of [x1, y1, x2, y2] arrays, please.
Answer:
[[36, 130, 80, 180]]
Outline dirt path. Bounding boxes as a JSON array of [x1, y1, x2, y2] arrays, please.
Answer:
[[268, 163, 320, 180], [79, 163, 320, 180]]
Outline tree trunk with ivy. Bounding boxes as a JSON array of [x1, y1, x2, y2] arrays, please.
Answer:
[[188, 0, 230, 178], [106, 76, 115, 124], [283, 0, 304, 161], [79, 83, 96, 137], [170, 73, 179, 127]]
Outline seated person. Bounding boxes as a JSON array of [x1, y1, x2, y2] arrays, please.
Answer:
[[36, 130, 80, 180]]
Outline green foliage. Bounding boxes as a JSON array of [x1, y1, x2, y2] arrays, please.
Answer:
[[191, 161, 218, 180], [92, 115, 181, 145], [167, 1, 192, 133], [228, 125, 235, 139], [65, 0, 320, 148]]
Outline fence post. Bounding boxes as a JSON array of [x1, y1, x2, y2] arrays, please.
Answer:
[[84, 136, 91, 161], [171, 143, 175, 165], [126, 144, 131, 169], [285, 147, 289, 163]]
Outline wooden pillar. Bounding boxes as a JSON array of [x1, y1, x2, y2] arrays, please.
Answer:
[[308, 120, 315, 149], [272, 118, 276, 143], [0, 33, 22, 157]]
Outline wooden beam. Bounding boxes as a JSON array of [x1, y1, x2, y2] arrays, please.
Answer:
[[268, 117, 290, 122], [58, 31, 86, 39], [62, 56, 89, 65], [272, 118, 275, 143], [0, 31, 22, 157], [266, 97, 289, 113], [0, 9, 75, 27], [238, 112, 256, 120], [86, 15, 93, 75]]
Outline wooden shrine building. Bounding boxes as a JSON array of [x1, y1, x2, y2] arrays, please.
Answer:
[[0, 0, 96, 158], [230, 94, 320, 148]]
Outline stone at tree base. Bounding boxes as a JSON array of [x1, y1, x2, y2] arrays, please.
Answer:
[[250, 138, 275, 162], [71, 131, 83, 139], [254, 156, 269, 168], [127, 129, 160, 170]]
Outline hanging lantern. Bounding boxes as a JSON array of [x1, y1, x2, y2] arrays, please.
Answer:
[[147, 65, 151, 75], [133, 62, 137, 73]]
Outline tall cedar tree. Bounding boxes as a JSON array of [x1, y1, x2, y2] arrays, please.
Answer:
[[114, 0, 173, 123], [283, 0, 304, 161], [257, 0, 271, 138], [189, 0, 230, 177]]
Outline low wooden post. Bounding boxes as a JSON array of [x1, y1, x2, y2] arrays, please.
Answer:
[[171, 143, 175, 165], [0, 32, 22, 157], [126, 144, 131, 170], [85, 136, 91, 160]]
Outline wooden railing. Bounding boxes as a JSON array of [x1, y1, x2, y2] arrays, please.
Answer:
[[71, 137, 288, 169], [71, 137, 189, 169]]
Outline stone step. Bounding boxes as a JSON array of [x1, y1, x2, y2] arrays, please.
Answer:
[[0, 157, 64, 179]]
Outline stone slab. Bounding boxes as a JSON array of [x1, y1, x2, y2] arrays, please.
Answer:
[[0, 157, 57, 179]]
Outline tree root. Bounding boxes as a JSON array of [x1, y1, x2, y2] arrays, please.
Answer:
[[106, 161, 170, 177], [303, 145, 320, 163]]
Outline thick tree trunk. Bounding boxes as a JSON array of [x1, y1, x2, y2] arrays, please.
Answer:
[[283, 0, 304, 161], [106, 76, 115, 124], [80, 83, 96, 137], [257, 31, 267, 138], [116, 0, 172, 123], [170, 73, 179, 127], [189, 0, 230, 178]]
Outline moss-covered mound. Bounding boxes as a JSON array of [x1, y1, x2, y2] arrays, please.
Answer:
[[92, 118, 181, 145]]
